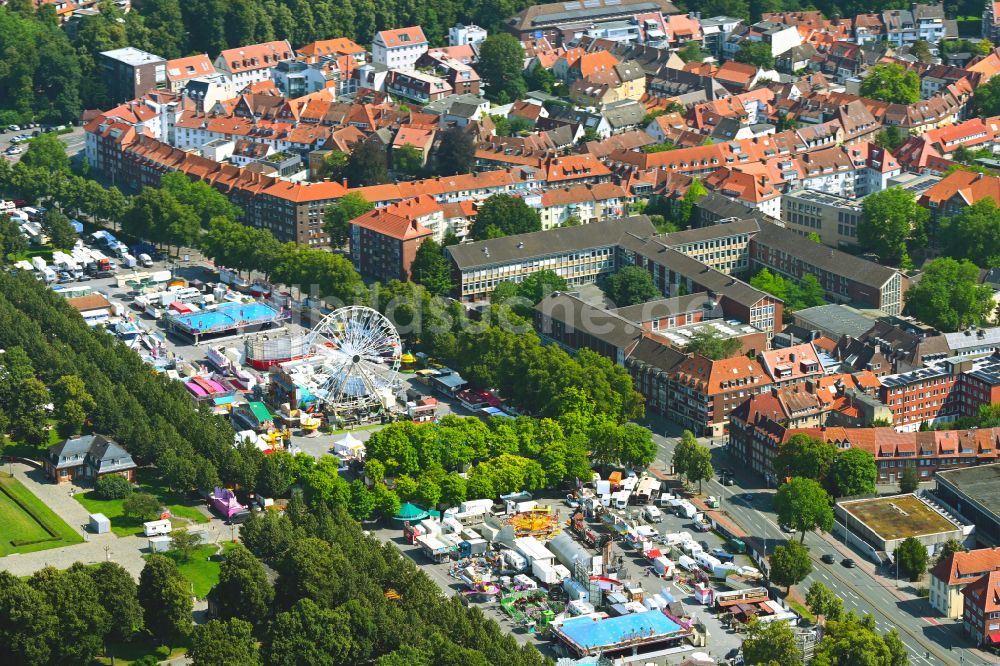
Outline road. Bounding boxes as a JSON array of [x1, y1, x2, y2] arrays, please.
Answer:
[[646, 428, 998, 665]]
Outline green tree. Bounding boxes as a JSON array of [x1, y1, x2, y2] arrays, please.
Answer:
[[434, 125, 476, 177], [774, 433, 838, 482], [213, 544, 274, 626], [50, 374, 95, 436], [827, 447, 878, 498], [525, 64, 556, 92], [139, 555, 193, 647], [439, 472, 467, 509], [323, 192, 373, 249], [372, 483, 401, 518], [899, 466, 920, 494], [348, 479, 376, 521], [79, 561, 144, 642], [393, 143, 424, 178], [684, 441, 714, 493], [935, 538, 964, 566], [742, 615, 802, 666], [911, 39, 933, 63], [95, 473, 133, 500], [0, 216, 28, 260], [0, 571, 57, 665], [875, 126, 906, 152], [411, 239, 454, 296], [469, 194, 541, 240], [859, 187, 928, 265], [20, 133, 70, 173], [971, 74, 1000, 117], [674, 177, 708, 228], [860, 64, 921, 104], [122, 492, 162, 522], [895, 536, 929, 581], [684, 328, 742, 360], [769, 541, 813, 593], [169, 528, 202, 563], [492, 269, 567, 319], [774, 477, 834, 543], [29, 566, 111, 665], [905, 258, 993, 332], [602, 266, 661, 307], [806, 581, 844, 620], [345, 139, 388, 187], [815, 612, 909, 666], [315, 149, 349, 182], [941, 198, 1000, 267], [678, 41, 706, 63], [734, 41, 775, 69], [672, 430, 697, 479], [478, 33, 526, 101], [190, 618, 261, 666], [41, 208, 77, 250]]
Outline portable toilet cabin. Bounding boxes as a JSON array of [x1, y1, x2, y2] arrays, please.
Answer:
[[148, 535, 171, 553], [88, 513, 110, 534]]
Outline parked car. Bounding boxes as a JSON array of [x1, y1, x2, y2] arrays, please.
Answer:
[[8, 125, 19, 132], [564, 494, 579, 509], [842, 558, 856, 568], [821, 553, 836, 564]]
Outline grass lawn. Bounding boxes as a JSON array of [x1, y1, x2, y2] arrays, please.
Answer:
[[98, 637, 190, 665], [147, 542, 239, 598], [0, 474, 83, 556], [9, 247, 56, 262], [2, 428, 62, 461], [74, 470, 208, 537], [787, 599, 816, 624]]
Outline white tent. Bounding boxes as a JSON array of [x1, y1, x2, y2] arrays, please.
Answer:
[[332, 432, 366, 459]]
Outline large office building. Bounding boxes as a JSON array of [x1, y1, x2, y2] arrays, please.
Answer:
[[749, 222, 906, 315], [506, 0, 679, 43], [935, 463, 1000, 546], [780, 188, 864, 249], [99, 47, 167, 105], [445, 216, 656, 303]]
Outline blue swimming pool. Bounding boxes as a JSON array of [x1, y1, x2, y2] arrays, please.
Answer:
[[171, 302, 281, 334], [556, 611, 683, 651]]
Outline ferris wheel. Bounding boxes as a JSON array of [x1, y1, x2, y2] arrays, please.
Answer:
[[305, 306, 402, 413]]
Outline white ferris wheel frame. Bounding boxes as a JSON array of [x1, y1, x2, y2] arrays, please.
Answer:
[[304, 306, 402, 412]]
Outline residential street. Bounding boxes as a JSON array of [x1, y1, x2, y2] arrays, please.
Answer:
[[642, 424, 1000, 666]]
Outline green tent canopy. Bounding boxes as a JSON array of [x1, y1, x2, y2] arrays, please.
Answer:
[[394, 503, 430, 522]]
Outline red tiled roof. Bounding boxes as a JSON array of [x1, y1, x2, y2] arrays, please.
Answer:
[[931, 547, 1000, 586], [376, 26, 428, 48]]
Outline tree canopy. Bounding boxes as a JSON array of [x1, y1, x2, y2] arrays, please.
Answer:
[[602, 266, 661, 307], [895, 536, 929, 582], [734, 41, 775, 69], [860, 64, 920, 104], [469, 194, 541, 240], [859, 187, 928, 266], [905, 258, 993, 332], [410, 239, 454, 296], [774, 477, 834, 542], [941, 198, 1000, 267], [826, 447, 878, 498], [477, 33, 527, 102], [684, 327, 743, 360], [769, 541, 813, 593], [323, 193, 373, 250]]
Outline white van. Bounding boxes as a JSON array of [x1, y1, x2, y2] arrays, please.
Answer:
[[139, 253, 154, 268], [143, 519, 172, 537], [643, 505, 663, 523]]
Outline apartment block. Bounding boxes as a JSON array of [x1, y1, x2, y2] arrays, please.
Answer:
[[100, 47, 166, 105]]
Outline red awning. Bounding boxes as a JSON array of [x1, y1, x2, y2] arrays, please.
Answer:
[[646, 549, 662, 559]]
